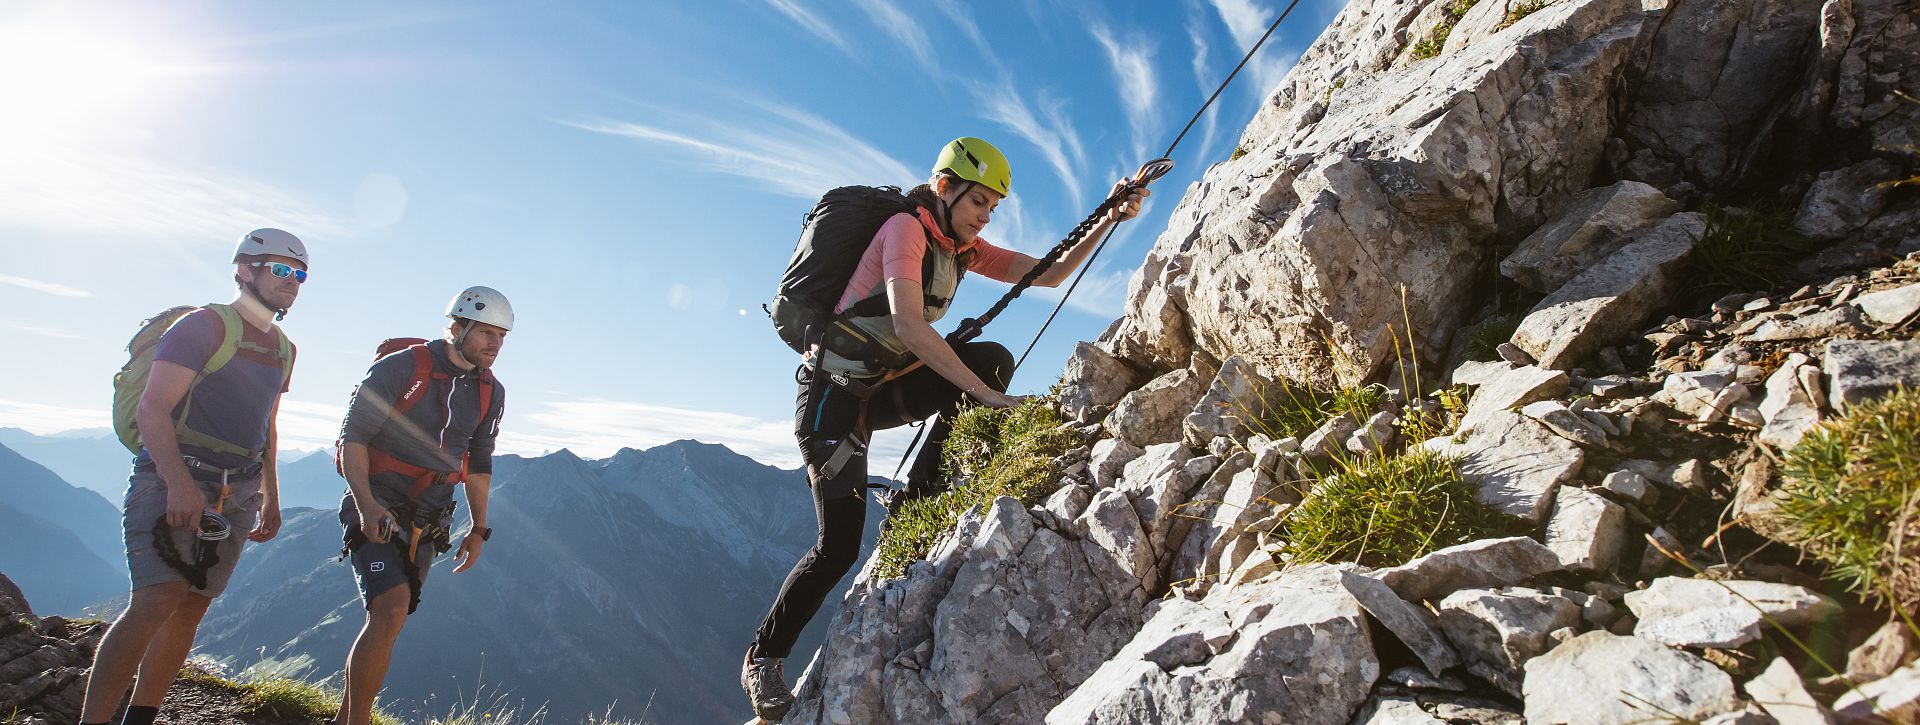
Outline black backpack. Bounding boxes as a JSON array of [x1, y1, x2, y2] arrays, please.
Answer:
[[769, 185, 942, 355]]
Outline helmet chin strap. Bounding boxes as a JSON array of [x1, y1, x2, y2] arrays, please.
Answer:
[[452, 320, 486, 372], [243, 279, 287, 321], [934, 180, 974, 242]]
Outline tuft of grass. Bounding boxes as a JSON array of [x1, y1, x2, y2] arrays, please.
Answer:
[[1409, 0, 1479, 60], [1461, 313, 1520, 362], [1499, 0, 1550, 28], [872, 395, 1079, 579], [1230, 145, 1248, 161], [177, 662, 403, 725], [1686, 203, 1816, 293], [1238, 378, 1386, 443], [1276, 448, 1514, 567], [1779, 386, 1920, 613]]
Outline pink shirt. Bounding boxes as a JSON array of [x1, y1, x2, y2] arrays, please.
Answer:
[[834, 207, 1021, 314]]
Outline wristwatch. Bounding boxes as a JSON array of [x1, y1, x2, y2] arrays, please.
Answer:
[[476, 526, 493, 541]]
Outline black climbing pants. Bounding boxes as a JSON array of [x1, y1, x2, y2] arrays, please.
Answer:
[[750, 340, 1014, 659]]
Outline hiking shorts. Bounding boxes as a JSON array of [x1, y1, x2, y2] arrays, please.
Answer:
[[339, 496, 446, 607], [123, 464, 263, 598]]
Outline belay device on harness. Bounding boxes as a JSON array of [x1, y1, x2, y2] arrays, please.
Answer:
[[335, 337, 492, 614]]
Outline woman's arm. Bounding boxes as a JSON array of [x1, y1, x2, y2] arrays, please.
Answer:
[[1001, 181, 1150, 287], [887, 278, 1021, 408]]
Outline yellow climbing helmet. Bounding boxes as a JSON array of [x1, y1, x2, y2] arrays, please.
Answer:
[[933, 137, 1012, 197]]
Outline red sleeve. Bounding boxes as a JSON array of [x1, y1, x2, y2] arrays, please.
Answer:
[[966, 237, 1021, 283]]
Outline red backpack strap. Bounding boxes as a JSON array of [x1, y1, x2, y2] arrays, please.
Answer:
[[391, 345, 438, 416], [458, 376, 496, 482]]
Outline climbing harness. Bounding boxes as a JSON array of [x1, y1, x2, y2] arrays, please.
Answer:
[[151, 458, 244, 590], [340, 499, 455, 614], [882, 2, 1303, 485]]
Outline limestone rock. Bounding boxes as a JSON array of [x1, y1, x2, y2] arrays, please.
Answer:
[[1341, 570, 1461, 675], [1824, 339, 1920, 410], [1855, 282, 1920, 327], [1450, 361, 1570, 436], [1618, 0, 1822, 190], [1164, 451, 1252, 588], [1437, 587, 1583, 697], [1301, 413, 1361, 464], [1512, 213, 1705, 370], [1625, 577, 1842, 649], [1745, 305, 1867, 342], [1376, 536, 1563, 603], [1114, 0, 1648, 389], [1659, 368, 1740, 418], [1523, 631, 1741, 725], [1522, 400, 1609, 447], [1599, 469, 1651, 503], [1089, 438, 1144, 489], [1420, 411, 1583, 524], [1079, 488, 1159, 597], [1502, 181, 1681, 292], [1758, 353, 1825, 450], [1346, 410, 1399, 454], [1106, 369, 1205, 447], [1794, 159, 1902, 242], [1182, 356, 1279, 447], [1848, 619, 1920, 680], [1060, 342, 1138, 424], [1354, 695, 1448, 725], [1546, 486, 1627, 573], [1833, 659, 1920, 725], [1746, 657, 1836, 725], [1047, 564, 1378, 725]]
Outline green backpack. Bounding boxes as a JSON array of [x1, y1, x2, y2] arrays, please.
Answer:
[[112, 304, 293, 458]]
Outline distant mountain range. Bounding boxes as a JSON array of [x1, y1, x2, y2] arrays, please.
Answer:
[[201, 440, 876, 722], [0, 430, 875, 720], [0, 441, 126, 614], [0, 427, 338, 510]]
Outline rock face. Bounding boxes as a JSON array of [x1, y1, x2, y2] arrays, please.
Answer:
[[1107, 0, 1648, 386], [0, 572, 103, 724], [1048, 565, 1378, 725], [785, 0, 1920, 720]]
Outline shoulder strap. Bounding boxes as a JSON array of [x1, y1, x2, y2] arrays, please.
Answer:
[[391, 345, 437, 416], [201, 304, 244, 377], [271, 326, 294, 391]]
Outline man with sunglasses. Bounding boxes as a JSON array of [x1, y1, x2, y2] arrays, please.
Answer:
[[331, 286, 510, 725], [79, 228, 308, 725]]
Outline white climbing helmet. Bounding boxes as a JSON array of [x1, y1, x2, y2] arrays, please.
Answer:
[[233, 228, 309, 266], [446, 286, 514, 331]]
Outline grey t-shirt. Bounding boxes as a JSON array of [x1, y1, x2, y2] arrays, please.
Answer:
[[339, 340, 504, 510]]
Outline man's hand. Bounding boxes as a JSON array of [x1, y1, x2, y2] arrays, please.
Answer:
[[357, 501, 395, 544], [248, 502, 282, 542], [165, 480, 206, 528], [452, 533, 485, 573]]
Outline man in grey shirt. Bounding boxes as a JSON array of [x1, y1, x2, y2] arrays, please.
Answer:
[[331, 286, 511, 725]]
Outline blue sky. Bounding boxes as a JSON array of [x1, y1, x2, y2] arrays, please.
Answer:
[[0, 0, 1341, 469]]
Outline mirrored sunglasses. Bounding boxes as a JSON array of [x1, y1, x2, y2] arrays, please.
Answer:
[[249, 262, 308, 283]]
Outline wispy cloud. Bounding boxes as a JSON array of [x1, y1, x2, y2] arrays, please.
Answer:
[[0, 273, 91, 298], [500, 398, 801, 467], [760, 0, 851, 53], [0, 399, 108, 434], [1208, 0, 1293, 106], [1185, 3, 1224, 160], [563, 102, 917, 199], [972, 86, 1088, 204], [0, 138, 343, 250], [1090, 23, 1161, 159], [853, 0, 934, 70]]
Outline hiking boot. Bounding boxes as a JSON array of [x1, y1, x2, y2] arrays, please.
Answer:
[[741, 653, 794, 721]]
